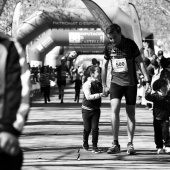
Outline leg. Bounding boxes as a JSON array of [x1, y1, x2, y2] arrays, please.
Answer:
[[74, 89, 77, 101], [91, 109, 101, 147], [47, 85, 50, 102], [161, 120, 170, 148], [124, 85, 137, 155], [109, 83, 123, 144], [124, 85, 137, 143], [76, 89, 80, 103], [153, 119, 163, 149], [107, 83, 123, 154], [82, 109, 92, 150], [42, 87, 47, 104], [77, 90, 80, 103], [126, 104, 136, 143], [60, 85, 65, 103], [110, 99, 121, 141], [60, 80, 66, 103], [57, 80, 62, 99]]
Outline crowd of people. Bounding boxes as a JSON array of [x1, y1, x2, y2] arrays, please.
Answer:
[[138, 45, 170, 110], [28, 24, 170, 156]]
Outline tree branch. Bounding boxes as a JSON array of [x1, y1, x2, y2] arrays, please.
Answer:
[[158, 5, 170, 16]]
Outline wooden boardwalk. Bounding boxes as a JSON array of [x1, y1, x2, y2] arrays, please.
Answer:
[[21, 85, 170, 170]]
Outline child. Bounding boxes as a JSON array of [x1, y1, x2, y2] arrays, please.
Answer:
[[82, 65, 107, 153], [72, 73, 82, 103], [145, 79, 170, 154]]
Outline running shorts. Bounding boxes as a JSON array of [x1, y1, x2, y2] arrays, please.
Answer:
[[109, 83, 137, 105]]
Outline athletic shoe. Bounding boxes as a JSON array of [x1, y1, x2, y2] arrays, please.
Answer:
[[92, 147, 101, 153], [157, 148, 165, 154], [82, 143, 89, 150], [165, 147, 170, 154], [127, 143, 136, 155], [107, 145, 121, 154]]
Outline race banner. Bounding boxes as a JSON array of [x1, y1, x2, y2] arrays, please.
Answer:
[[52, 21, 99, 29], [82, 0, 112, 34], [12, 1, 22, 37], [0, 0, 7, 16], [129, 2, 143, 51]]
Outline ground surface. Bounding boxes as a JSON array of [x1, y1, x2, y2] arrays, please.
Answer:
[[21, 85, 170, 170]]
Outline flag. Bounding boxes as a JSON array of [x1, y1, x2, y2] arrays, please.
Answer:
[[12, 2, 22, 37], [82, 0, 112, 34], [129, 2, 143, 51], [0, 0, 7, 16]]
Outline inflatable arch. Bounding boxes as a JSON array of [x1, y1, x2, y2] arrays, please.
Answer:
[[16, 4, 154, 67]]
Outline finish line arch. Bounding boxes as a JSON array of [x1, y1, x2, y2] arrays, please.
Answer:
[[16, 4, 153, 66]]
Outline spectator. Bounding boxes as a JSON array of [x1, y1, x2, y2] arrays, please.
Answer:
[[40, 66, 51, 104], [72, 73, 82, 103], [56, 56, 73, 103]]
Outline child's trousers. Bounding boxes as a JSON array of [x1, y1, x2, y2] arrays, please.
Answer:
[[82, 108, 100, 147], [153, 118, 170, 148]]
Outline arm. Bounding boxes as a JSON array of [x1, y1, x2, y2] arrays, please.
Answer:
[[102, 59, 109, 96], [83, 81, 103, 100], [136, 55, 150, 82], [145, 88, 159, 102], [102, 59, 108, 86], [136, 54, 151, 89]]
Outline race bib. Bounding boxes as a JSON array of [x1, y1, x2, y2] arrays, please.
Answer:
[[111, 58, 128, 72]]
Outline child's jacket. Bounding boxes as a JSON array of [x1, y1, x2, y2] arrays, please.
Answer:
[[145, 91, 170, 120], [82, 77, 103, 110]]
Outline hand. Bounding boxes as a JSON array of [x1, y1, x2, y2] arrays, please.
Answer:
[[103, 86, 110, 97], [0, 132, 20, 156]]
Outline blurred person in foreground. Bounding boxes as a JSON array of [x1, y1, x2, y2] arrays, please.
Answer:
[[0, 32, 30, 170]]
